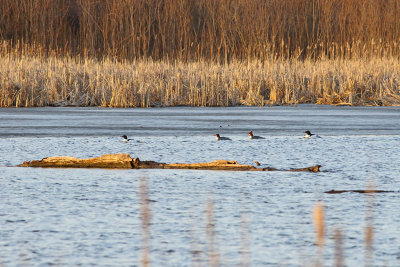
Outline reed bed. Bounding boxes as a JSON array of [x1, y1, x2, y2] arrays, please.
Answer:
[[1, 0, 400, 62], [1, 46, 399, 107], [1, 0, 400, 107]]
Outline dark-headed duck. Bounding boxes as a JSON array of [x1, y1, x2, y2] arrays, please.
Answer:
[[214, 134, 231, 141], [121, 135, 133, 143]]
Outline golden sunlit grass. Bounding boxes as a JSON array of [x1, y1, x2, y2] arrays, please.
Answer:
[[1, 44, 399, 107]]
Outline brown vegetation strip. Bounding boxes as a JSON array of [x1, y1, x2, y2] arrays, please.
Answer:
[[2, 1, 400, 107], [1, 0, 400, 61], [18, 153, 322, 172], [1, 51, 399, 107]]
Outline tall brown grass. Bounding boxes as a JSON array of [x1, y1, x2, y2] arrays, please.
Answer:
[[1, 0, 400, 62], [1, 1, 400, 107], [1, 41, 399, 107], [139, 177, 151, 267]]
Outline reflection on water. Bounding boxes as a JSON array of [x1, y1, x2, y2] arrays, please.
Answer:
[[0, 105, 400, 266]]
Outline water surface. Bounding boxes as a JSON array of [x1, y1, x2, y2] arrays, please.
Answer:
[[1, 105, 400, 266]]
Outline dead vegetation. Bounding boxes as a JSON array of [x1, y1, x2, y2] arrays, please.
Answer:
[[1, 0, 400, 62], [1, 0, 400, 107], [1, 48, 399, 107]]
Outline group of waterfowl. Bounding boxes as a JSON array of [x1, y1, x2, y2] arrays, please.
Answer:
[[214, 130, 318, 141], [121, 130, 318, 142], [214, 131, 264, 141]]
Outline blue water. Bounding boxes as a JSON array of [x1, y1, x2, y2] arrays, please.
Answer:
[[1, 105, 400, 266]]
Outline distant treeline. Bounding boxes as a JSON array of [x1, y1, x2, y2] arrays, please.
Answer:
[[1, 0, 400, 61]]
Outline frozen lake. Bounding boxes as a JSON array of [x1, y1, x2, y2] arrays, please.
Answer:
[[1, 105, 400, 266]]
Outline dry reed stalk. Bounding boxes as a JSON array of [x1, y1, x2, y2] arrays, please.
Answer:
[[313, 201, 325, 248], [139, 177, 151, 267], [364, 182, 376, 267], [2, 1, 400, 62], [0, 45, 399, 107], [333, 228, 344, 267], [206, 198, 219, 267], [312, 201, 325, 267]]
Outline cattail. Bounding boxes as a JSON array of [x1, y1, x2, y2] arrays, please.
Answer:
[[313, 201, 325, 247]]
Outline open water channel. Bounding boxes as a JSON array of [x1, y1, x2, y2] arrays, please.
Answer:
[[0, 105, 400, 266]]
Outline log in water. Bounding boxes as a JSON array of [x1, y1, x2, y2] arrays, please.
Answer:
[[324, 189, 394, 194], [18, 153, 322, 172]]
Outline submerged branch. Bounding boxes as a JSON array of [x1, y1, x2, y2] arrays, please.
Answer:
[[324, 190, 394, 194]]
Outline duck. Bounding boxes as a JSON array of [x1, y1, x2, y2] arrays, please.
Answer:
[[214, 134, 231, 141], [248, 131, 265, 140], [304, 131, 320, 138], [121, 135, 133, 143]]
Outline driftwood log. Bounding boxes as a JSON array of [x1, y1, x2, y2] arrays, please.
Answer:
[[324, 189, 394, 194], [18, 153, 322, 172]]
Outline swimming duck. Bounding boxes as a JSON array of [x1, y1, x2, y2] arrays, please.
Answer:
[[248, 131, 265, 140], [214, 134, 231, 141], [121, 135, 133, 142], [304, 131, 313, 138], [304, 131, 320, 138]]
